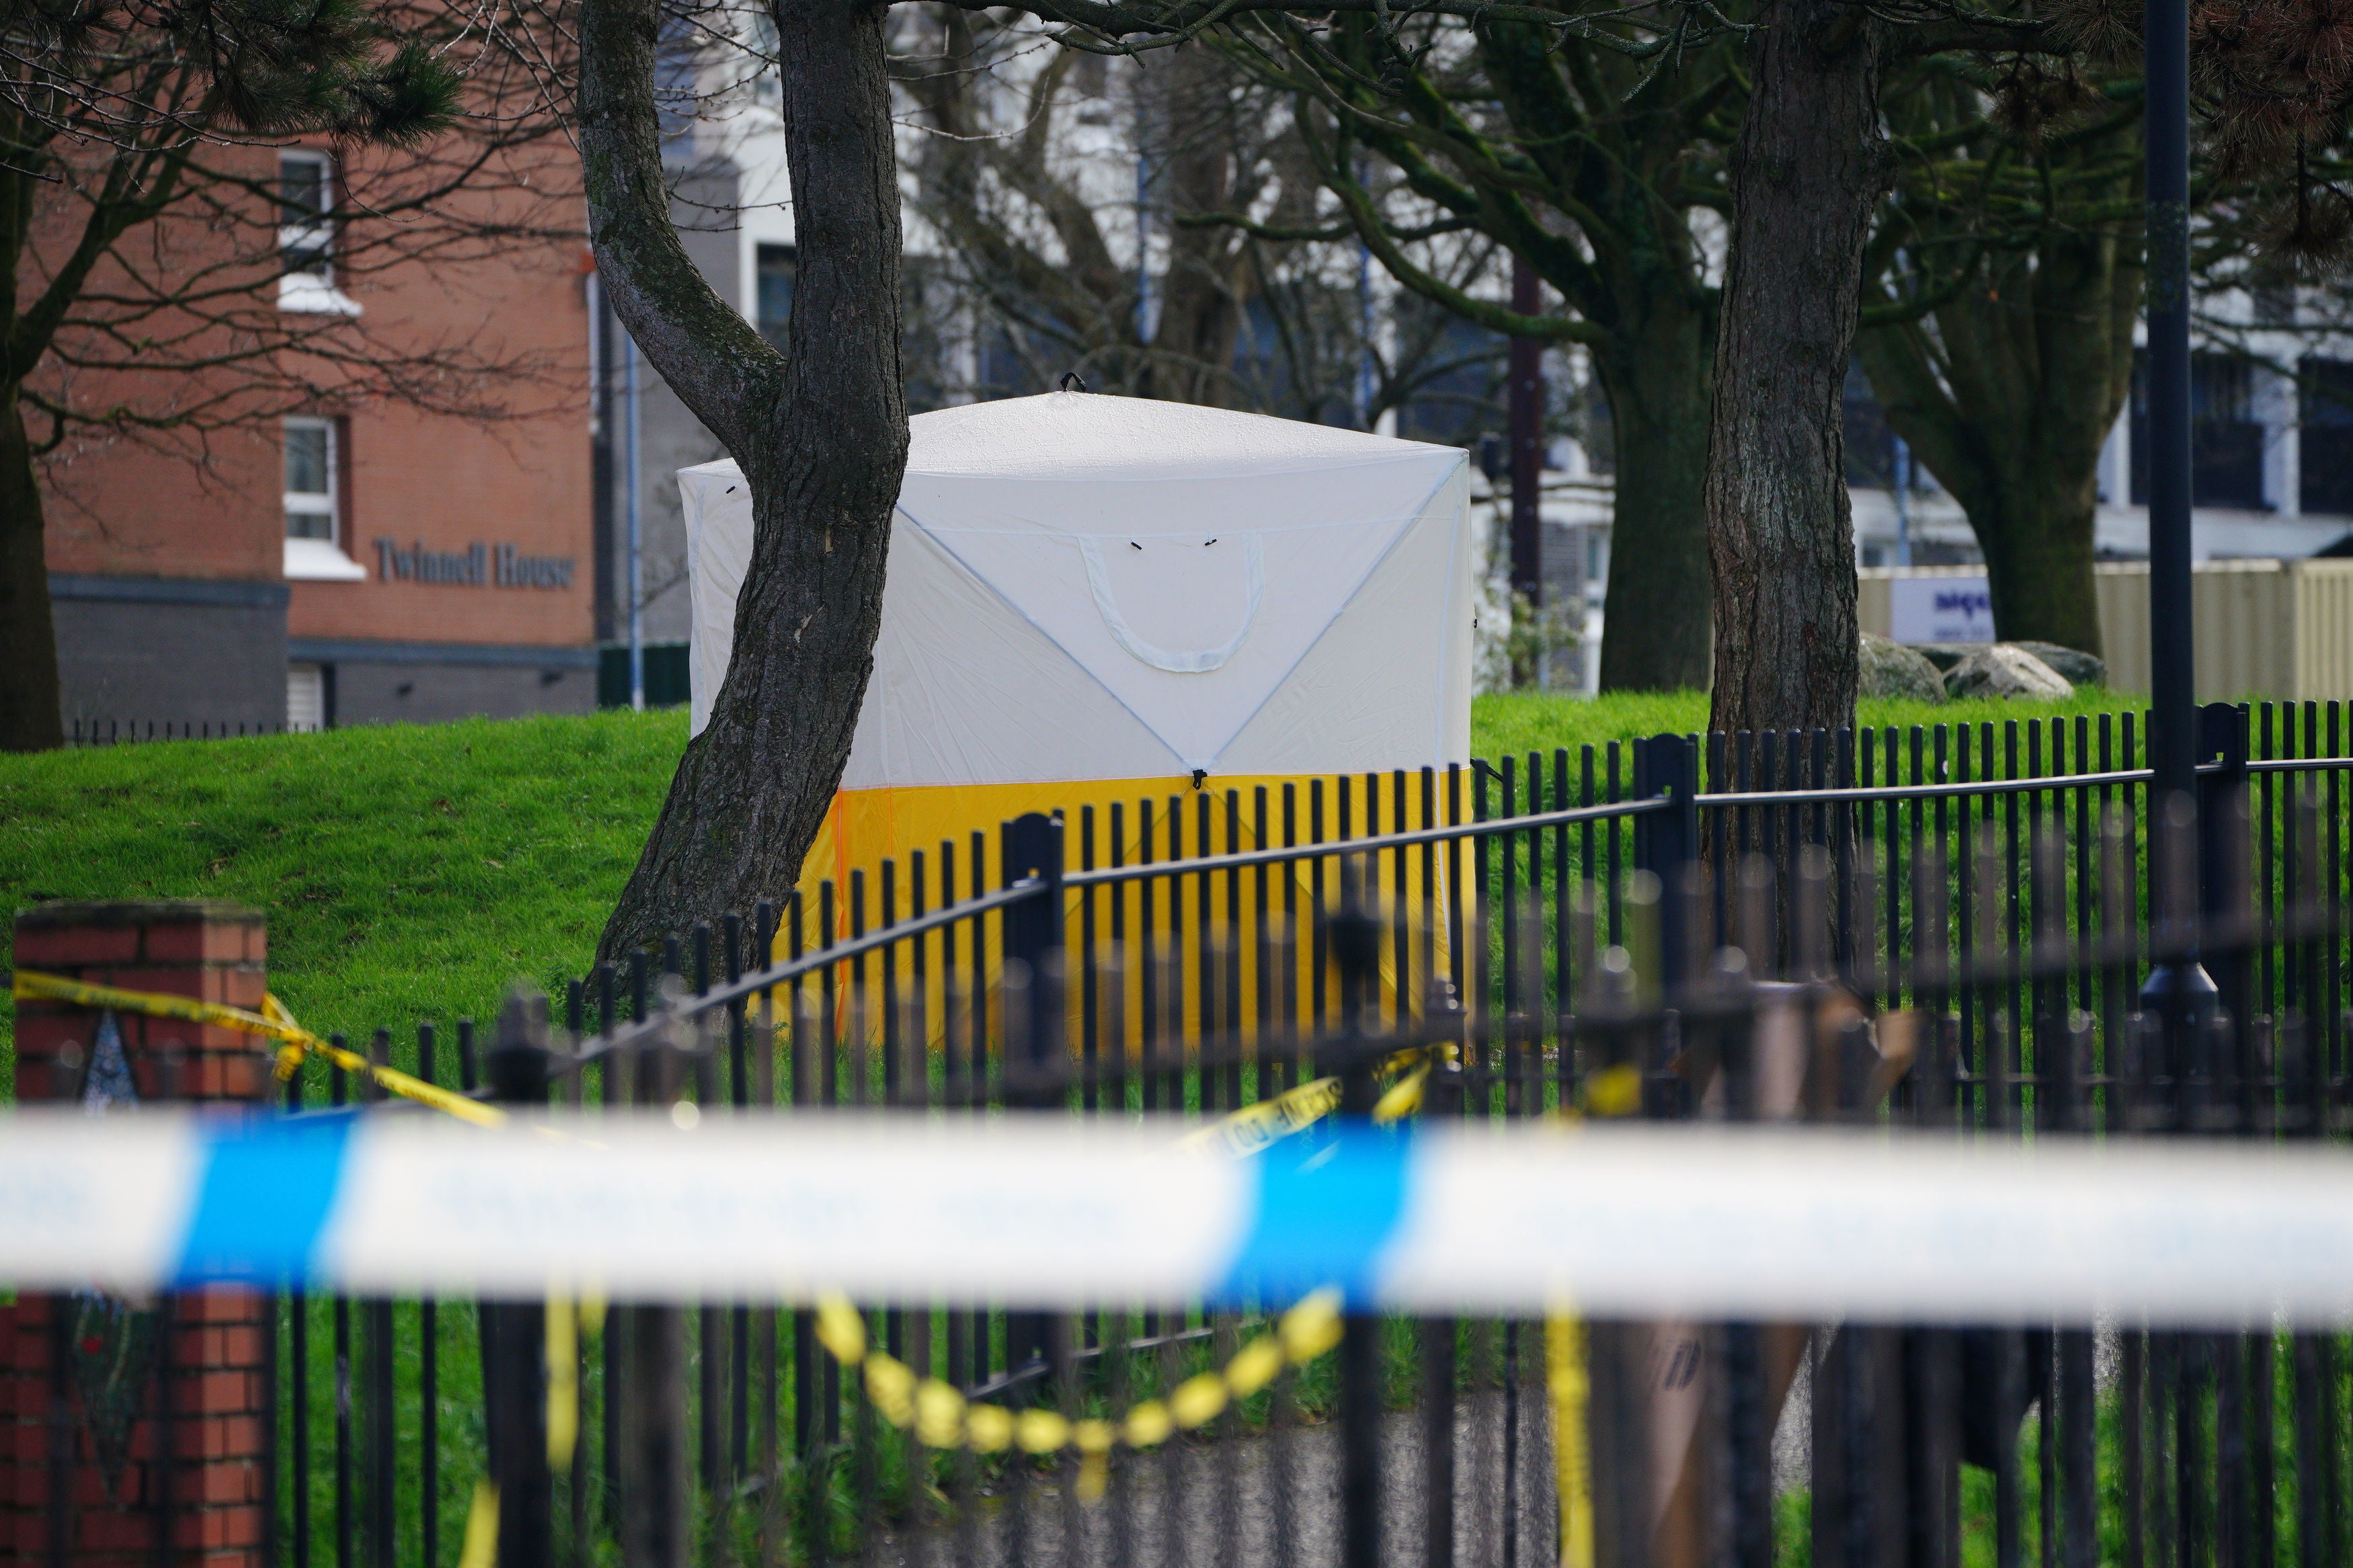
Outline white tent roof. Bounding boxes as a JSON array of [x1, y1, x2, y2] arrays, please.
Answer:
[[680, 391, 1473, 787]]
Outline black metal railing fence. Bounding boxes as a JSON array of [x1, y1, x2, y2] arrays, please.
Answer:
[[65, 718, 298, 743], [253, 697, 2353, 1568]]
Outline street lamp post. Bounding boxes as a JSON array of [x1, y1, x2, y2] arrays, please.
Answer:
[[2141, 0, 2217, 1036], [2145, 0, 2192, 809], [1508, 258, 1544, 610], [624, 327, 645, 714]]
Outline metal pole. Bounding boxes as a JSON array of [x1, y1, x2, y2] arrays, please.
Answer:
[[624, 328, 645, 713], [1509, 258, 1544, 606], [1892, 436, 1914, 568], [2145, 0, 2194, 816], [483, 991, 553, 1568], [1135, 79, 1156, 348], [2141, 0, 2215, 1026], [1323, 870, 1384, 1568]]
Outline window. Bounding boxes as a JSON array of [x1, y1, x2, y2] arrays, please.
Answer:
[[1390, 301, 1509, 448], [756, 245, 795, 353], [746, 10, 781, 109], [2303, 358, 2353, 515], [902, 255, 953, 412], [279, 151, 335, 278], [2130, 352, 2267, 509], [1843, 360, 1898, 489], [284, 418, 338, 542]]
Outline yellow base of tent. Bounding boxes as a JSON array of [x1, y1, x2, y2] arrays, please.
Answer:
[[781, 774, 1464, 1055]]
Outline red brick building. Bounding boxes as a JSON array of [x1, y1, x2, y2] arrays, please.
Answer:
[[43, 145, 597, 732]]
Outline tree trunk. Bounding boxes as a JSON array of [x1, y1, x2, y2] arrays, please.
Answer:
[[1702, 0, 1887, 735], [1857, 193, 2140, 662], [1595, 295, 1715, 692], [585, 0, 906, 960], [1146, 49, 1244, 405], [1977, 485, 2105, 655], [0, 387, 64, 752], [1858, 314, 2118, 659]]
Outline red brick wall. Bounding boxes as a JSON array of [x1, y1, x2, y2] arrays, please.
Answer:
[[2, 903, 274, 1568], [39, 131, 594, 653], [40, 431, 280, 585], [32, 140, 282, 589]]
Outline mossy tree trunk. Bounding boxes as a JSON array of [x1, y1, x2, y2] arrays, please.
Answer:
[[1216, 14, 1730, 692], [584, 0, 906, 958], [1592, 292, 1716, 691]]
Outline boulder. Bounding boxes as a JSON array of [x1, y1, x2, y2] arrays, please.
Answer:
[[2008, 641, 2106, 689], [1860, 634, 1946, 703], [1944, 644, 2073, 700], [1909, 643, 1975, 672]]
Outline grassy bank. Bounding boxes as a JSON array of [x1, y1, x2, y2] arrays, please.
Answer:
[[0, 711, 686, 1091], [1, 687, 2132, 1089]]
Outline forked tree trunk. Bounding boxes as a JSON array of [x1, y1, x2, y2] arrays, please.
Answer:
[[1703, 0, 1887, 736], [584, 0, 906, 960], [1857, 212, 2141, 661], [1858, 307, 2118, 658], [1594, 295, 1715, 692], [0, 387, 64, 752]]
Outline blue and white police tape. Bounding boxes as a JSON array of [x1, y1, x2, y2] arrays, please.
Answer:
[[5, 1108, 2353, 1326]]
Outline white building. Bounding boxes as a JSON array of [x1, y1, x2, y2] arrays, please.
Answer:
[[1852, 293, 2353, 568]]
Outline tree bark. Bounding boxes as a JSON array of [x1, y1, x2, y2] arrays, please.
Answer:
[[1702, 0, 1888, 735], [0, 387, 63, 752], [1978, 487, 2106, 654], [1594, 294, 1715, 692], [1145, 48, 1246, 405], [584, 0, 906, 960]]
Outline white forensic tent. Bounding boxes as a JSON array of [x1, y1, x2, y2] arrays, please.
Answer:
[[678, 390, 1473, 911]]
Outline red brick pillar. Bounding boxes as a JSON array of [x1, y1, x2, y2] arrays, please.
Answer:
[[3, 901, 272, 1568]]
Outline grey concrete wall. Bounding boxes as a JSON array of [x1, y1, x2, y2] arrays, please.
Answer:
[[291, 639, 598, 726], [51, 575, 289, 734]]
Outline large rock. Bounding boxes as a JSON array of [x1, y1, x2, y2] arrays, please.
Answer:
[[1910, 643, 1975, 672], [1944, 644, 2074, 700], [2009, 641, 2106, 688], [1860, 634, 1946, 703]]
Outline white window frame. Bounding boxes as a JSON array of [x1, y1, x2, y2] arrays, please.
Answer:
[[284, 416, 339, 544], [279, 149, 335, 280], [746, 11, 781, 110]]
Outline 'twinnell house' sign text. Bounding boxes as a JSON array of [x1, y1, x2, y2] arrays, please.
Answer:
[[374, 540, 576, 589]]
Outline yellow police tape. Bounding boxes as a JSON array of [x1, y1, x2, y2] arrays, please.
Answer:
[[457, 1479, 500, 1568], [10, 968, 503, 1127], [12, 968, 1442, 1143], [1548, 1305, 1594, 1568], [812, 1287, 1343, 1502], [19, 966, 1462, 1518], [1175, 1075, 1345, 1157], [1176, 1045, 1433, 1158]]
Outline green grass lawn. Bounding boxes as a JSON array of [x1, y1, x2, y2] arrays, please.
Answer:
[[0, 686, 2140, 1094], [0, 712, 686, 1095], [1468, 686, 2135, 760]]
